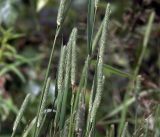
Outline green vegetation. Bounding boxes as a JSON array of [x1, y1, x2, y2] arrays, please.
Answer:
[[0, 0, 160, 137]]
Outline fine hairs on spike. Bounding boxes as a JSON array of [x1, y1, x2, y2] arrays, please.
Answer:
[[12, 94, 31, 137], [57, 0, 67, 26], [59, 28, 74, 128], [98, 3, 111, 59], [71, 28, 78, 86], [87, 75, 96, 129], [90, 3, 111, 123], [54, 45, 66, 129], [57, 46, 66, 93], [90, 76, 105, 122]]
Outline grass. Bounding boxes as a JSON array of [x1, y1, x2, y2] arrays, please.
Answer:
[[9, 0, 160, 137]]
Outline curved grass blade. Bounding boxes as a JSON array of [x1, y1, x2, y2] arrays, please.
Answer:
[[91, 60, 132, 78], [11, 94, 31, 137], [92, 21, 103, 54]]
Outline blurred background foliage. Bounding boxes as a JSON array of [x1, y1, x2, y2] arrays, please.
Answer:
[[0, 0, 159, 136]]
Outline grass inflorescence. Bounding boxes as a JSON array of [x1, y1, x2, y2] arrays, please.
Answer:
[[11, 0, 159, 137]]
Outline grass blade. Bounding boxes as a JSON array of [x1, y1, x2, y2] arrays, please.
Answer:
[[54, 46, 67, 130], [22, 117, 36, 137], [118, 11, 155, 136], [92, 21, 103, 54], [59, 28, 76, 129], [11, 94, 31, 137], [34, 77, 51, 137], [121, 122, 128, 137], [87, 0, 95, 55]]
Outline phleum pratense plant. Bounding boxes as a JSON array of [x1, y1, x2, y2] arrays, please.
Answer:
[[11, 0, 156, 136], [11, 0, 111, 136]]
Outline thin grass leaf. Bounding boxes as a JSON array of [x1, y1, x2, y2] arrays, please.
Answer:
[[103, 64, 132, 78], [99, 89, 160, 122], [11, 94, 31, 137], [134, 11, 155, 77], [86, 4, 111, 136], [59, 29, 74, 128], [86, 73, 97, 137], [91, 60, 132, 78], [118, 11, 155, 135], [33, 4, 62, 134], [54, 46, 66, 130], [0, 63, 26, 83], [34, 77, 51, 137], [134, 75, 142, 132], [108, 97, 135, 120], [6, 44, 16, 53], [73, 56, 90, 113], [22, 117, 36, 137], [87, 0, 96, 55], [88, 75, 96, 122], [92, 21, 103, 54]]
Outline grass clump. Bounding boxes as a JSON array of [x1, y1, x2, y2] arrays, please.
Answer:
[[10, 0, 159, 137]]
